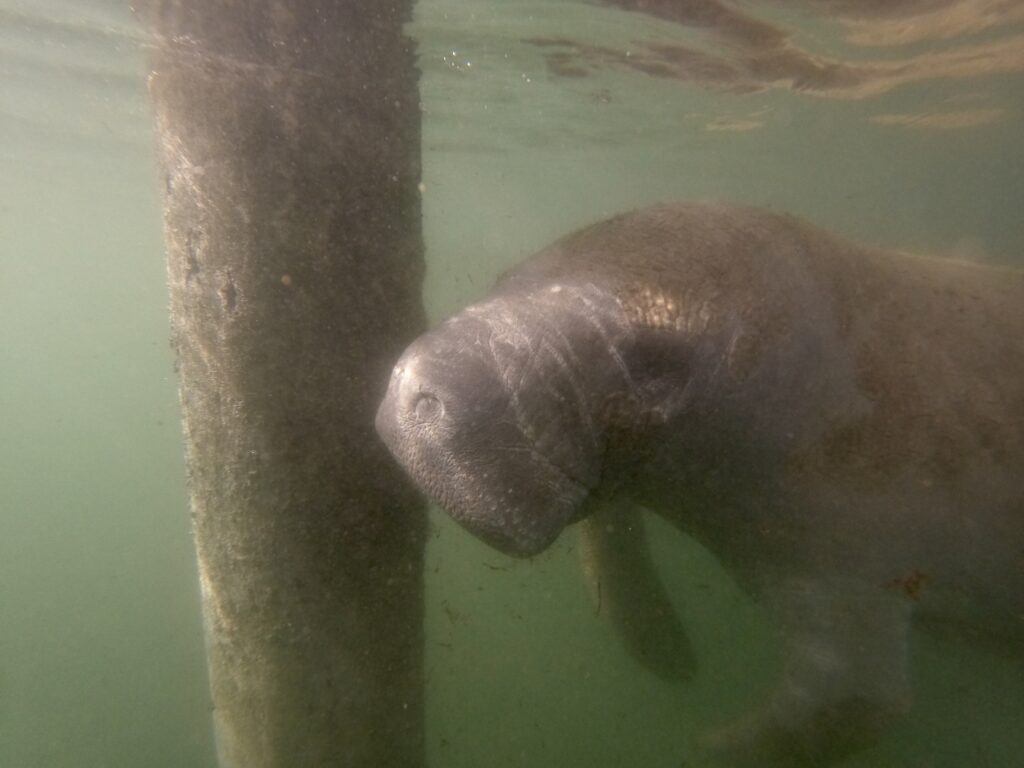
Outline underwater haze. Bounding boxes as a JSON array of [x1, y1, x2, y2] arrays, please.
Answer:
[[2, 0, 1022, 766]]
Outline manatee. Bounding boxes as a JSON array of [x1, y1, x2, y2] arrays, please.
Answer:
[[375, 202, 1024, 766]]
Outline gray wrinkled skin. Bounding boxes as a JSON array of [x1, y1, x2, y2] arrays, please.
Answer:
[[376, 202, 1024, 766], [376, 280, 630, 554]]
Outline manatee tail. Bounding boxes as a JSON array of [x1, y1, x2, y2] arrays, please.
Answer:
[[578, 502, 696, 682]]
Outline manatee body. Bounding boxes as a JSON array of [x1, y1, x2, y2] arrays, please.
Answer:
[[375, 202, 1024, 766]]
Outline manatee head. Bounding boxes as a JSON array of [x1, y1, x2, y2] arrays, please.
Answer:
[[376, 290, 623, 557]]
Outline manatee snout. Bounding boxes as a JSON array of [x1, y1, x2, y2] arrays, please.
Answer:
[[375, 322, 589, 557], [373, 352, 443, 459]]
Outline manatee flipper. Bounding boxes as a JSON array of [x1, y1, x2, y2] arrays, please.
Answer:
[[704, 578, 913, 767], [578, 500, 696, 682]]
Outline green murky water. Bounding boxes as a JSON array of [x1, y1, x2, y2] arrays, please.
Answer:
[[2, 1, 1021, 766]]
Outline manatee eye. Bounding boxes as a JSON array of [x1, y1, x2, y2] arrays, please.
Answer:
[[413, 392, 442, 421]]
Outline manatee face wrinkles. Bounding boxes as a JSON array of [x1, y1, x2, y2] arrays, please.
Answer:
[[374, 231, 801, 556], [376, 282, 639, 556]]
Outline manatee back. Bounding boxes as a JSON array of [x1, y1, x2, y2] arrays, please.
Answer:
[[497, 202, 821, 304], [500, 203, 1024, 481], [499, 203, 1024, 564]]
